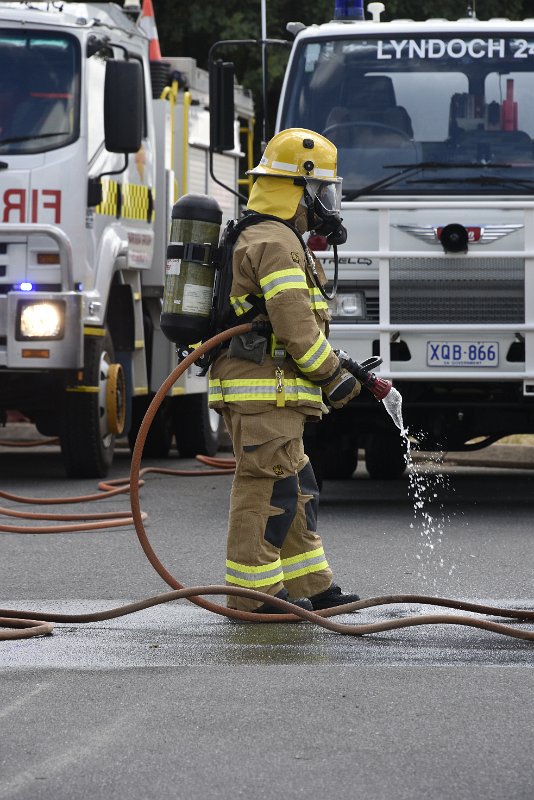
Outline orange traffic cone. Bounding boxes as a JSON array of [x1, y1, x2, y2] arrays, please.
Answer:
[[139, 0, 162, 61]]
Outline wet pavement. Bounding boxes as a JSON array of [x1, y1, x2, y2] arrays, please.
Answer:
[[1, 442, 534, 799], [1, 600, 533, 671]]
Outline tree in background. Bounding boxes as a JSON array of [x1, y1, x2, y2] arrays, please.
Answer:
[[156, 0, 529, 157]]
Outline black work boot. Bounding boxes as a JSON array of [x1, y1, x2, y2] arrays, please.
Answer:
[[253, 589, 313, 614], [309, 583, 360, 611]]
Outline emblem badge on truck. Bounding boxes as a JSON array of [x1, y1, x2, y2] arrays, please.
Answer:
[[393, 223, 523, 244]]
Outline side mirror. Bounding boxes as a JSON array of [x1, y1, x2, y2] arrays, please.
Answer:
[[104, 60, 144, 153], [209, 59, 235, 153]]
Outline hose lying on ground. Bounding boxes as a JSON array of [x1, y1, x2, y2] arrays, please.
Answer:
[[1, 323, 534, 642]]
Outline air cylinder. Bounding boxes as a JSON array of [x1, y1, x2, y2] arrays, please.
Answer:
[[160, 194, 222, 346]]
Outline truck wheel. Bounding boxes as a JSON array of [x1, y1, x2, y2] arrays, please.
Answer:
[[322, 443, 358, 480], [303, 428, 357, 487], [303, 425, 323, 491], [60, 331, 121, 478], [128, 395, 174, 459], [171, 393, 219, 457], [365, 429, 407, 480]]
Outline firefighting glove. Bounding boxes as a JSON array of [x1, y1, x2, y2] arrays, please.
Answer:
[[323, 367, 361, 409]]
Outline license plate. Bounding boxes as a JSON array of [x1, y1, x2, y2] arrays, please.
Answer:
[[427, 341, 499, 367]]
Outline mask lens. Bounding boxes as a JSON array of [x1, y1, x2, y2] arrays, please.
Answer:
[[313, 181, 342, 216]]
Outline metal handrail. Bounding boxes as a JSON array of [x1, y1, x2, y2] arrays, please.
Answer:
[[0, 224, 74, 290]]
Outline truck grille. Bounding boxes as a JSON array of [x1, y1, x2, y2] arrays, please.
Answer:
[[390, 257, 524, 324], [365, 295, 379, 322]]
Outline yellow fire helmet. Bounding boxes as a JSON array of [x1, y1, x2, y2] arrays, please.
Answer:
[[247, 128, 341, 184]]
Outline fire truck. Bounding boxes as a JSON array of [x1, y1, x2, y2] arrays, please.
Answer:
[[0, 1, 253, 476], [275, 0, 534, 479]]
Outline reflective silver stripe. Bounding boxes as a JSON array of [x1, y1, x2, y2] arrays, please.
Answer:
[[282, 551, 329, 580], [208, 382, 223, 400], [230, 296, 254, 316], [260, 271, 307, 299], [226, 559, 284, 588], [218, 381, 322, 402], [295, 335, 331, 374], [314, 167, 335, 178], [230, 292, 263, 312], [271, 159, 298, 173], [309, 287, 328, 310], [222, 384, 275, 398], [226, 564, 283, 583]]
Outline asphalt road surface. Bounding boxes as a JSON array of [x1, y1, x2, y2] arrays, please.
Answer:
[[0, 442, 533, 800]]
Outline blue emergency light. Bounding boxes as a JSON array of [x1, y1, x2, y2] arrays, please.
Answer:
[[334, 0, 365, 20], [19, 282, 33, 292]]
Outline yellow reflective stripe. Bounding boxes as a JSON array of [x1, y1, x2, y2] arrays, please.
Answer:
[[209, 378, 322, 404], [229, 293, 261, 316], [260, 268, 307, 300], [309, 287, 328, 310], [294, 331, 332, 374], [281, 547, 329, 581], [226, 558, 283, 588], [83, 326, 105, 336], [230, 286, 328, 317], [281, 546, 324, 567], [65, 386, 99, 393], [208, 379, 223, 402], [283, 560, 329, 581]]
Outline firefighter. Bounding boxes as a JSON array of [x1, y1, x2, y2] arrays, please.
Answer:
[[208, 128, 362, 613]]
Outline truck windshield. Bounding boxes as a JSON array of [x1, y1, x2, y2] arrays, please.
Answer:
[[0, 31, 79, 154], [280, 34, 534, 197]]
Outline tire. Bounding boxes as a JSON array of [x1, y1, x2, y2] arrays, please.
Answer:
[[305, 422, 358, 485], [321, 442, 358, 480], [365, 428, 407, 480], [60, 331, 119, 478], [128, 395, 174, 459], [171, 392, 220, 457], [303, 424, 323, 491]]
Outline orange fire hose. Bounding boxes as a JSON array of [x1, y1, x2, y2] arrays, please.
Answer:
[[1, 323, 534, 641]]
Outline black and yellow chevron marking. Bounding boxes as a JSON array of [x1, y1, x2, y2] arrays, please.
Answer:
[[95, 180, 154, 222], [96, 180, 119, 217], [122, 183, 153, 221]]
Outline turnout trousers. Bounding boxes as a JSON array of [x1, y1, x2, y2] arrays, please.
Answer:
[[221, 406, 333, 611]]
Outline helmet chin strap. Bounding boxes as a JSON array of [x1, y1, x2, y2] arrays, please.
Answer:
[[301, 185, 317, 232]]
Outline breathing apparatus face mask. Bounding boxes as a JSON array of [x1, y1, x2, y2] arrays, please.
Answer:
[[300, 179, 347, 245]]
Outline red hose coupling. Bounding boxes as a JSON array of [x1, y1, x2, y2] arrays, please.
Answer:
[[364, 374, 393, 401]]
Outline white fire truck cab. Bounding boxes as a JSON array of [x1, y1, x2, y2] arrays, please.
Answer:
[[0, 1, 253, 476], [277, 2, 534, 479]]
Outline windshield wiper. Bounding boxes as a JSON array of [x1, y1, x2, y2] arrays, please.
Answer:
[[0, 132, 68, 145], [343, 161, 514, 200], [409, 175, 534, 191], [386, 160, 513, 170]]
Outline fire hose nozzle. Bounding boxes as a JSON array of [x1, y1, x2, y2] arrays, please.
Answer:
[[363, 373, 393, 401], [336, 351, 393, 401]]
